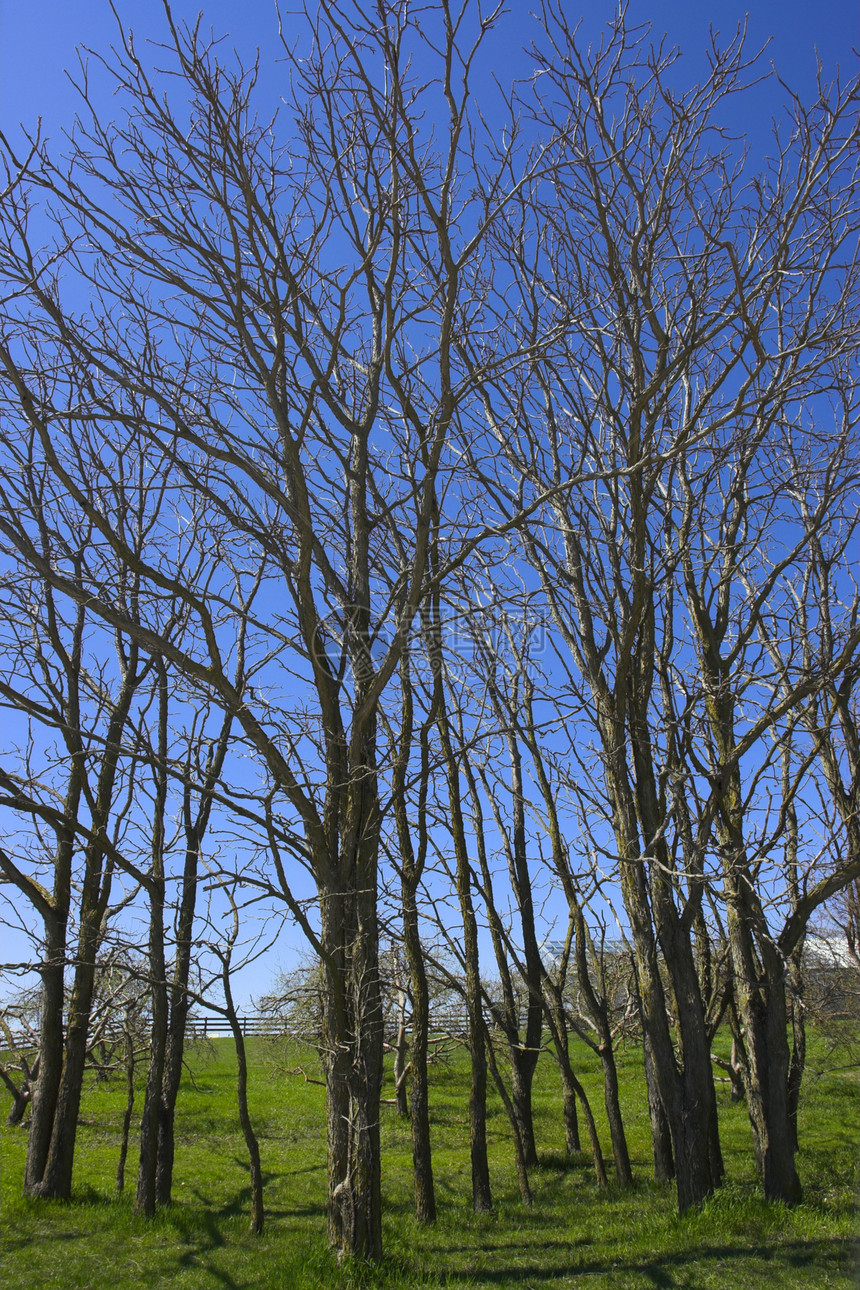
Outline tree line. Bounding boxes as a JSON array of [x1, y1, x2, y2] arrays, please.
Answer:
[[0, 0, 858, 1262]]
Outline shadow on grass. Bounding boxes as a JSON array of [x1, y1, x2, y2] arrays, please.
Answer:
[[178, 1245, 243, 1290], [438, 1237, 858, 1286]]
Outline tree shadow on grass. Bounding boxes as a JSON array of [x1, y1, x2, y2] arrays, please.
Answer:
[[177, 1243, 242, 1290], [439, 1237, 858, 1286]]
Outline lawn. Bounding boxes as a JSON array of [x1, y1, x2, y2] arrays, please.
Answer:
[[1, 1032, 857, 1288]]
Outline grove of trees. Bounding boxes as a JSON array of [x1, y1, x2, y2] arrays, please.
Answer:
[[0, 0, 858, 1263]]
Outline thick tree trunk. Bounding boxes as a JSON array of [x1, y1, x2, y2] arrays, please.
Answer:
[[29, 895, 105, 1199], [642, 1022, 674, 1182], [24, 917, 66, 1193], [627, 726, 724, 1207], [631, 927, 718, 1210], [320, 868, 385, 1260], [730, 926, 803, 1203], [618, 802, 720, 1210]]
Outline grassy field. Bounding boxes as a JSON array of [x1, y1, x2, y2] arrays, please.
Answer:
[[1, 1031, 857, 1289]]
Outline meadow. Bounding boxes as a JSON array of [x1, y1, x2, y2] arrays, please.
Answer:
[[1, 1032, 857, 1289]]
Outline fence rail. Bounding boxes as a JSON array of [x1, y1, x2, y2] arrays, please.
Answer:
[[2, 1007, 479, 1053]]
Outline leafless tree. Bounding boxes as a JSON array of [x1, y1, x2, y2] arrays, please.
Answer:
[[0, 545, 155, 1198], [467, 9, 859, 1211], [0, 0, 567, 1257]]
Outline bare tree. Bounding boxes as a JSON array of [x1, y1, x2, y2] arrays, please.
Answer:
[[0, 0, 564, 1257], [0, 545, 155, 1198], [466, 9, 859, 1211]]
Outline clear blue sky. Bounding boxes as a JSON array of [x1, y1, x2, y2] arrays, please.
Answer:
[[2, 0, 858, 147], [0, 0, 856, 1008]]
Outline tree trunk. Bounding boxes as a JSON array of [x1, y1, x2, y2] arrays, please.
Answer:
[[465, 967, 492, 1212], [2, 1074, 30, 1127], [134, 931, 168, 1216], [116, 1023, 136, 1194], [731, 931, 803, 1203], [600, 1042, 633, 1188], [436, 688, 492, 1213], [402, 891, 436, 1222], [786, 966, 805, 1153], [24, 915, 66, 1193], [393, 991, 410, 1120], [619, 837, 719, 1210], [29, 893, 106, 1199], [320, 865, 385, 1260], [509, 1043, 540, 1171], [541, 983, 606, 1186], [223, 957, 264, 1234], [155, 842, 198, 1206], [485, 1028, 532, 1205], [392, 651, 437, 1224], [157, 718, 230, 1207], [561, 1068, 581, 1154], [642, 1021, 674, 1182]]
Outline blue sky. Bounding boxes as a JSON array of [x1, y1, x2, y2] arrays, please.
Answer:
[[2, 0, 857, 148], [0, 0, 857, 1010]]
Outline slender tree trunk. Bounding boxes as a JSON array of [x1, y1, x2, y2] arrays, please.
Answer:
[[156, 714, 232, 1206], [116, 1021, 136, 1194], [561, 1067, 581, 1154], [136, 667, 169, 1217], [437, 702, 492, 1212], [509, 1044, 540, 1171], [155, 823, 200, 1206], [223, 949, 264, 1234], [393, 988, 410, 1120], [569, 907, 632, 1186], [541, 982, 606, 1187], [134, 891, 168, 1216], [402, 887, 436, 1223], [786, 960, 805, 1154], [485, 1027, 532, 1205], [402, 916, 436, 1222], [2, 1066, 32, 1126], [599, 1041, 633, 1188], [391, 648, 437, 1223]]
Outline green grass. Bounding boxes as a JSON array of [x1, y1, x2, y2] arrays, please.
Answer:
[[1, 1032, 858, 1288]]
